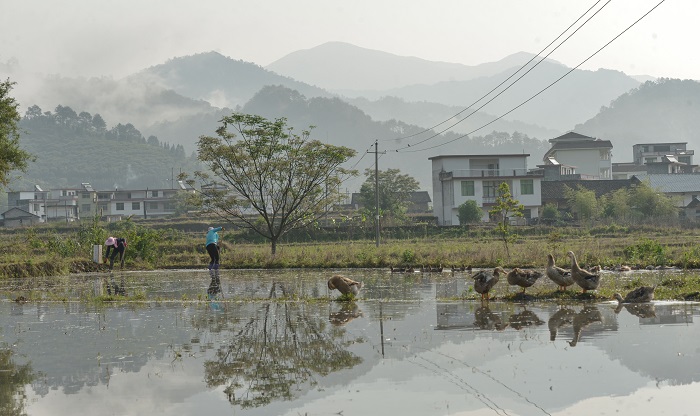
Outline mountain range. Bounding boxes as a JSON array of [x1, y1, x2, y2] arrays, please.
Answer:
[[6, 41, 700, 193]]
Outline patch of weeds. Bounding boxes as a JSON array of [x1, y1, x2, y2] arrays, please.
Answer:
[[623, 239, 667, 266], [334, 293, 358, 302]]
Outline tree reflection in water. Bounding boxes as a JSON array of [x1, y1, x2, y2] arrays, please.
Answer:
[[204, 282, 363, 408], [0, 346, 35, 416]]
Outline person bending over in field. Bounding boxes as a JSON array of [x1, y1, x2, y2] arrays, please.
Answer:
[[104, 236, 127, 271]]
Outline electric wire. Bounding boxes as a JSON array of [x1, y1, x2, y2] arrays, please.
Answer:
[[383, 0, 608, 143], [395, 0, 666, 154], [391, 0, 613, 151]]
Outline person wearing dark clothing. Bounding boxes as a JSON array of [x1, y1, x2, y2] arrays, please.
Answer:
[[104, 236, 127, 271], [206, 227, 223, 270]]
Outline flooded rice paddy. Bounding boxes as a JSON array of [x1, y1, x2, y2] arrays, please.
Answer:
[[1, 268, 700, 416]]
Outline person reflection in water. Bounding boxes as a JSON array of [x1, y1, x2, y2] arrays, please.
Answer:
[[106, 275, 127, 296], [208, 269, 223, 311]]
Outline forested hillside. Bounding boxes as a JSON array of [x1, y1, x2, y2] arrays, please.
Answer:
[[575, 79, 700, 160], [242, 86, 550, 189], [13, 104, 201, 191]]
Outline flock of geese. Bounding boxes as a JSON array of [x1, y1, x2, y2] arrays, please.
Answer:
[[471, 251, 655, 303], [328, 250, 656, 305]]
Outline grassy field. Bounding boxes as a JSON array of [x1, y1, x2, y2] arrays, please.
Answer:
[[2, 218, 700, 301]]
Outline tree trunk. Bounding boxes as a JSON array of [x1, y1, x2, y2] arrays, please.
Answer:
[[271, 239, 277, 255]]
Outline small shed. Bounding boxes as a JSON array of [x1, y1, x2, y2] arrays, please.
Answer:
[[1, 207, 42, 228]]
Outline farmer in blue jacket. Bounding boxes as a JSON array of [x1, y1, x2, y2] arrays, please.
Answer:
[[206, 226, 224, 270]]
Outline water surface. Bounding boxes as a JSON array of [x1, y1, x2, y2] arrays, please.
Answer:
[[1, 269, 699, 415]]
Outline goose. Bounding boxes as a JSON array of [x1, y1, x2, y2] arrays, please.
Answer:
[[471, 267, 505, 300], [546, 254, 574, 291], [566, 251, 601, 293], [506, 267, 544, 294], [327, 275, 363, 296], [613, 285, 656, 304]]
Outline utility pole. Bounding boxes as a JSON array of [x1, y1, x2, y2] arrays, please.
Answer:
[[368, 140, 385, 247]]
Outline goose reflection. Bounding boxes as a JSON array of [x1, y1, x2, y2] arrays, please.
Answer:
[[508, 307, 544, 330], [568, 305, 602, 347], [614, 302, 656, 318], [329, 302, 363, 326], [474, 304, 508, 330], [548, 307, 576, 341]]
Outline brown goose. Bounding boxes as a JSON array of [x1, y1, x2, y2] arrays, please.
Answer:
[[506, 267, 544, 294], [327, 275, 363, 296], [566, 251, 601, 293], [546, 254, 574, 291], [613, 285, 656, 304], [471, 267, 505, 300]]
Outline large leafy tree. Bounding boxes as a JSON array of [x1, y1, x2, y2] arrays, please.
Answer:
[[0, 79, 34, 187], [193, 113, 356, 254], [359, 168, 420, 224]]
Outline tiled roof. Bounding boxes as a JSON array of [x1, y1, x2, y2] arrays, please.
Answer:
[[541, 179, 634, 202], [632, 174, 700, 193], [550, 132, 595, 142]]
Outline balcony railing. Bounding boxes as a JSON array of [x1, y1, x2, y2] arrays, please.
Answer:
[[442, 168, 530, 179]]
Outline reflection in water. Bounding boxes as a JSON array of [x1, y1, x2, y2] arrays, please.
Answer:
[[615, 302, 656, 319], [548, 307, 576, 341], [5, 270, 700, 416], [0, 347, 35, 416], [105, 275, 127, 296], [329, 302, 363, 326], [508, 308, 544, 330], [569, 305, 603, 347], [474, 304, 508, 330], [203, 301, 363, 408]]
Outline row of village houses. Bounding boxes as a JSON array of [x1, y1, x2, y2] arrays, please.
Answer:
[[3, 132, 700, 227]]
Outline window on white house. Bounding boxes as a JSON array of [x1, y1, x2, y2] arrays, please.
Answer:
[[483, 181, 498, 198], [132, 202, 140, 210], [116, 203, 124, 211], [152, 190, 159, 197], [149, 202, 159, 210], [520, 179, 534, 195], [461, 181, 474, 196]]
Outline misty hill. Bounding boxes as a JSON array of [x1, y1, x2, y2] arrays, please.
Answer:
[[265, 42, 641, 132], [574, 78, 700, 161], [242, 86, 550, 190], [266, 41, 559, 91], [345, 96, 560, 140], [14, 105, 200, 191], [131, 51, 333, 109], [362, 65, 642, 132]]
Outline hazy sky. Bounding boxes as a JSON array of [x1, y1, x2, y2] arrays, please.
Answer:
[[1, 0, 697, 80]]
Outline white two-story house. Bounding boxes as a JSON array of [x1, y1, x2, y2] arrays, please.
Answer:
[[430, 154, 543, 225], [543, 132, 613, 180]]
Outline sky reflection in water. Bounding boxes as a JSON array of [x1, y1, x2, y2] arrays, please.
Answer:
[[1, 269, 699, 416]]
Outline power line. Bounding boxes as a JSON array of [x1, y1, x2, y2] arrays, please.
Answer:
[[390, 0, 613, 152], [395, 0, 666, 154], [385, 0, 612, 147]]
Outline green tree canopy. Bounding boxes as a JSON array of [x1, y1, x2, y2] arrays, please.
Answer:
[[358, 168, 420, 224], [0, 79, 34, 187], [193, 113, 357, 254], [457, 200, 482, 225], [564, 185, 600, 222]]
